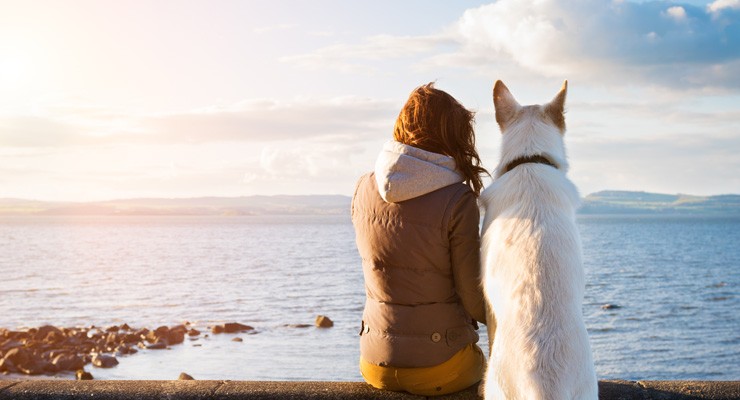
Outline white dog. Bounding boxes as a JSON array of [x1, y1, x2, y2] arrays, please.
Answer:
[[479, 80, 598, 400]]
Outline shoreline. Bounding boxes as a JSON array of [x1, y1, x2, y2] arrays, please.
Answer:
[[0, 322, 255, 380]]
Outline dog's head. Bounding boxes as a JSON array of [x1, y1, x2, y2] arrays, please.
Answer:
[[492, 80, 569, 177]]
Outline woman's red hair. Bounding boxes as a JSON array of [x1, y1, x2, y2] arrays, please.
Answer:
[[394, 83, 488, 195]]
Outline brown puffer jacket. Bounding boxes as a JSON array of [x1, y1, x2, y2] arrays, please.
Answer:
[[351, 141, 487, 368]]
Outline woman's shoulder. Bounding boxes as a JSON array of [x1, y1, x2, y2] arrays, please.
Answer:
[[351, 172, 378, 213], [434, 181, 475, 204], [353, 172, 376, 194], [433, 183, 478, 223]]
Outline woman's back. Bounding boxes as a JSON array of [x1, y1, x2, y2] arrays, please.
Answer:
[[352, 141, 484, 368], [352, 82, 488, 396]]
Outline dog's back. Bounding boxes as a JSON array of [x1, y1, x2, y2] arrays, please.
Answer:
[[480, 81, 597, 400]]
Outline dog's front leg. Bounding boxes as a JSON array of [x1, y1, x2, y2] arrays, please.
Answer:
[[479, 309, 497, 399], [485, 308, 496, 355]]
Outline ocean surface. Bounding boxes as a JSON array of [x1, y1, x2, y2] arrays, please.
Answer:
[[0, 214, 738, 381]]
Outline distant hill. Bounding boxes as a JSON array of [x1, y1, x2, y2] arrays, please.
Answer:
[[1, 190, 739, 216], [0, 195, 352, 216], [579, 191, 740, 215]]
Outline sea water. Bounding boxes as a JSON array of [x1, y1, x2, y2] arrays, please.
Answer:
[[0, 214, 738, 380]]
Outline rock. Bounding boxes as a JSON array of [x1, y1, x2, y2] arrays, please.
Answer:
[[52, 353, 85, 371], [601, 304, 622, 310], [115, 344, 138, 356], [178, 372, 195, 380], [91, 354, 119, 368], [78, 342, 95, 354], [43, 330, 66, 344], [121, 333, 141, 344], [211, 325, 225, 334], [45, 349, 66, 360], [62, 327, 77, 336], [315, 315, 334, 328], [224, 322, 254, 333], [42, 360, 59, 373], [145, 330, 161, 344], [187, 329, 201, 337], [0, 323, 198, 378], [0, 358, 16, 373], [76, 369, 94, 380], [3, 347, 31, 366], [17, 361, 45, 375], [170, 324, 187, 333], [34, 325, 64, 340], [167, 330, 185, 346], [86, 328, 104, 340], [232, 337, 243, 342], [284, 324, 312, 329], [134, 328, 149, 339], [24, 340, 44, 351], [10, 351, 50, 375], [146, 340, 167, 350], [154, 326, 170, 336], [105, 332, 120, 345], [0, 339, 22, 353]]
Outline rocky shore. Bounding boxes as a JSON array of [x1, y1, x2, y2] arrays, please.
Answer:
[[0, 322, 256, 379]]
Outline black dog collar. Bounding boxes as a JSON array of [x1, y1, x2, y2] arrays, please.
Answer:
[[503, 155, 557, 174]]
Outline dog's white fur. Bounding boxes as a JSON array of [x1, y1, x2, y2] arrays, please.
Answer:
[[479, 81, 598, 400]]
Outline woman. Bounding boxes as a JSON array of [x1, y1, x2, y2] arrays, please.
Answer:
[[351, 83, 489, 396]]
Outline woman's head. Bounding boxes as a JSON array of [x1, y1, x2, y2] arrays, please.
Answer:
[[394, 83, 488, 195]]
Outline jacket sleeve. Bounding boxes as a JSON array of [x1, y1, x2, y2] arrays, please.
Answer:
[[448, 190, 487, 325]]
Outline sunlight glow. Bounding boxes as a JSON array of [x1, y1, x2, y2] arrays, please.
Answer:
[[0, 56, 28, 90], [0, 0, 737, 201]]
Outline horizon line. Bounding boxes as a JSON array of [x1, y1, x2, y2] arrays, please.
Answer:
[[2, 189, 740, 205]]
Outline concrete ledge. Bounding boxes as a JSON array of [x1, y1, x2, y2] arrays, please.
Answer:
[[0, 380, 738, 399]]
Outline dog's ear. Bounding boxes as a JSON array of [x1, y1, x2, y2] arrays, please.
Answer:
[[545, 80, 568, 133], [493, 80, 520, 133]]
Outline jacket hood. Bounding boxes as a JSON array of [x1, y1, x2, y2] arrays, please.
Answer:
[[374, 140, 464, 203]]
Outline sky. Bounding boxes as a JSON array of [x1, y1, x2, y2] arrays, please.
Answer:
[[1, 0, 739, 201]]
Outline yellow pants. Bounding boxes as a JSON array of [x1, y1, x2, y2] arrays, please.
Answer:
[[360, 344, 485, 396]]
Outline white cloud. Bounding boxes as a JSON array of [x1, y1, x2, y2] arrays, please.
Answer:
[[0, 96, 394, 199], [259, 142, 366, 178], [450, 1, 578, 76], [664, 6, 688, 21], [282, 0, 740, 89], [445, 0, 740, 88], [146, 96, 397, 144], [707, 0, 740, 13], [0, 97, 398, 148], [282, 34, 453, 73], [260, 146, 315, 177]]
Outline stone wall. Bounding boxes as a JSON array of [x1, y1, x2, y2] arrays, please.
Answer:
[[1, 380, 739, 399]]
